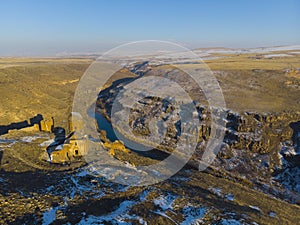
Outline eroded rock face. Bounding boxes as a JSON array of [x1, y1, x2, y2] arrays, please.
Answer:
[[290, 121, 300, 153], [212, 111, 300, 198], [95, 64, 300, 201], [97, 78, 299, 161]]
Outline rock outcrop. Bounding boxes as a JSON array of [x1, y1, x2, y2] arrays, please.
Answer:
[[95, 63, 300, 201]]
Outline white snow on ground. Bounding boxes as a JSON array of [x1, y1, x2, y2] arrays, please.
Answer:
[[225, 194, 234, 201], [153, 194, 177, 211], [156, 51, 210, 59], [280, 145, 297, 157], [45, 189, 149, 224], [68, 175, 106, 199], [263, 54, 292, 58], [42, 207, 59, 225], [77, 200, 146, 225], [170, 176, 191, 182], [249, 205, 261, 211], [259, 45, 300, 52], [195, 45, 300, 55], [275, 167, 300, 194], [0, 139, 17, 148], [39, 139, 54, 147], [21, 136, 39, 142], [269, 211, 276, 218], [57, 45, 300, 58], [253, 45, 300, 53], [0, 139, 17, 143], [8, 141, 16, 147], [152, 210, 178, 224], [209, 187, 222, 197], [181, 205, 206, 225], [204, 49, 250, 54], [43, 170, 106, 199], [220, 219, 242, 225], [150, 193, 179, 224], [201, 56, 225, 60], [76, 169, 88, 177], [124, 45, 300, 64]]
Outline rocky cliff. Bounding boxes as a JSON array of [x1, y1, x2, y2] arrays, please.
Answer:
[[96, 64, 300, 203]]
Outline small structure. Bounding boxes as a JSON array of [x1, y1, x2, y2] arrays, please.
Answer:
[[48, 137, 82, 164], [41, 112, 86, 164], [39, 117, 54, 132]]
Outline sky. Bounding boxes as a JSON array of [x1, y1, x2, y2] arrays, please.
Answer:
[[0, 0, 299, 56]]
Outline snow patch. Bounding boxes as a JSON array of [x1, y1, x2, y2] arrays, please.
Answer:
[[225, 194, 234, 201], [263, 54, 292, 58], [269, 211, 276, 218], [153, 194, 176, 211], [76, 169, 89, 177], [202, 56, 225, 60], [42, 207, 59, 225], [249, 205, 260, 211], [78, 200, 146, 224], [209, 187, 222, 197], [170, 176, 191, 182], [198, 45, 300, 55], [21, 136, 39, 142], [0, 139, 17, 143], [220, 219, 242, 225], [275, 167, 300, 194], [0, 139, 17, 148], [151, 210, 178, 224], [40, 139, 54, 147], [181, 205, 206, 225]]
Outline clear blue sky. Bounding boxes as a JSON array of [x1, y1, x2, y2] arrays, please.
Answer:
[[1, 0, 299, 56]]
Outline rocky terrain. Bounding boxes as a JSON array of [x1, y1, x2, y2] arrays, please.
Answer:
[[96, 62, 300, 205], [1, 49, 300, 224]]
